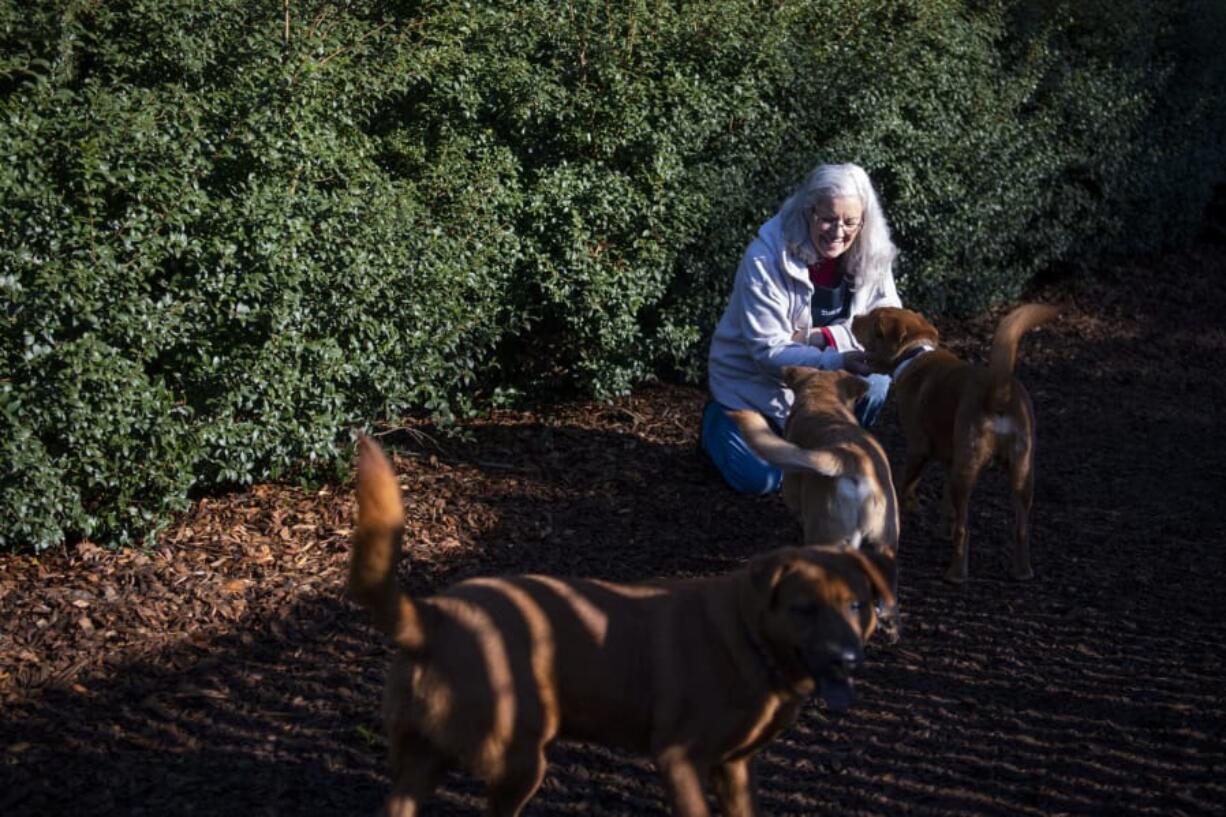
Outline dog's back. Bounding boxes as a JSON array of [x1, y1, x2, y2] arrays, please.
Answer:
[[405, 573, 670, 762]]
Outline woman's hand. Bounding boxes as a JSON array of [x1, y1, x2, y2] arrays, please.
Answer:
[[841, 350, 874, 376], [791, 328, 827, 348]]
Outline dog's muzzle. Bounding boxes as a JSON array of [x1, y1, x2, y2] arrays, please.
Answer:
[[807, 643, 864, 711]]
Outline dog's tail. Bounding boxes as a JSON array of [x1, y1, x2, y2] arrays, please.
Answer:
[[727, 409, 843, 476], [987, 303, 1059, 408], [349, 436, 426, 651]]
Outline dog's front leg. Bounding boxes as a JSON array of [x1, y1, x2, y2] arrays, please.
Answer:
[[711, 757, 758, 817], [898, 448, 930, 515], [656, 746, 712, 817], [384, 732, 444, 817]]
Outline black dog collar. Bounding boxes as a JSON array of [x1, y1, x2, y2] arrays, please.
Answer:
[[891, 344, 934, 379]]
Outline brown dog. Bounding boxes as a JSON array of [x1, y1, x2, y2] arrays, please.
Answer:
[[729, 368, 900, 583], [851, 303, 1058, 583], [349, 436, 895, 817]]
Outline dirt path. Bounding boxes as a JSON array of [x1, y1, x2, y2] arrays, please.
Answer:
[[3, 246, 1225, 816]]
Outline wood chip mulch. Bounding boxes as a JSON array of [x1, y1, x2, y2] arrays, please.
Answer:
[[2, 244, 1225, 816]]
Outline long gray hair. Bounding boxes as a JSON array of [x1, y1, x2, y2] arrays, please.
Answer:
[[777, 162, 897, 285]]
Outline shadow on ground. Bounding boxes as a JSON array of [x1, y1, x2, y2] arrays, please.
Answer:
[[3, 246, 1226, 816]]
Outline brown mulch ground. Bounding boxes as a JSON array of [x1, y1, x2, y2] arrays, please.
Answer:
[[3, 244, 1226, 816]]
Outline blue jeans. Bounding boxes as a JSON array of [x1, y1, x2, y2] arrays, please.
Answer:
[[857, 372, 892, 428], [701, 374, 892, 495], [701, 401, 783, 495]]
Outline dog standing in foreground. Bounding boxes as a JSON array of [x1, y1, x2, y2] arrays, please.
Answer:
[[852, 303, 1059, 583], [349, 436, 895, 817], [728, 368, 900, 591]]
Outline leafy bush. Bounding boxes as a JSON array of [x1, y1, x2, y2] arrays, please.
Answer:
[[1, 0, 521, 549], [2, 0, 1223, 550]]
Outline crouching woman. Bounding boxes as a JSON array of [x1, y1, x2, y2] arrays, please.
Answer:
[[703, 162, 902, 494]]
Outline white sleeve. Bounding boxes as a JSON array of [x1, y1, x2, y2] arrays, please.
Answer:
[[737, 253, 843, 375]]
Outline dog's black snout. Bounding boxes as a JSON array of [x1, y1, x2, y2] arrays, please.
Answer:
[[826, 643, 863, 673]]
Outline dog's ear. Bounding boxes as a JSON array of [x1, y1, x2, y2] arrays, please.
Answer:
[[875, 311, 913, 348], [782, 365, 817, 390], [875, 313, 893, 341], [851, 313, 872, 345], [749, 547, 803, 601], [836, 372, 870, 407], [908, 310, 939, 345], [810, 546, 900, 640]]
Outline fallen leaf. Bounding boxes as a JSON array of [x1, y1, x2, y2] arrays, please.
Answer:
[[223, 579, 250, 594]]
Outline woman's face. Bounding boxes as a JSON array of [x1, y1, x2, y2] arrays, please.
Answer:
[[808, 195, 864, 260]]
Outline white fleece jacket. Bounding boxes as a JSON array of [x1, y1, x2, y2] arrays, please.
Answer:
[[707, 213, 901, 427]]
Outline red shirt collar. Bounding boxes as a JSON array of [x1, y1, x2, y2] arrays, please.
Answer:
[[808, 258, 840, 288]]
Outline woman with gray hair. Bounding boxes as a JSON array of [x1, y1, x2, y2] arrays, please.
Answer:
[[702, 162, 901, 494]]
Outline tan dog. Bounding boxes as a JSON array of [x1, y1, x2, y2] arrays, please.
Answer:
[[349, 436, 895, 817], [729, 368, 900, 585], [851, 303, 1058, 583]]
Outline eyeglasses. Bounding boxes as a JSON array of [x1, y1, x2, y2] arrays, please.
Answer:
[[812, 214, 863, 232]]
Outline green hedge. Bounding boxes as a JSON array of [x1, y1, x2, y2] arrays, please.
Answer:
[[3, 0, 1224, 551]]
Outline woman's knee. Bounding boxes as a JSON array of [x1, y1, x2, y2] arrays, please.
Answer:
[[700, 402, 782, 495], [725, 459, 782, 495]]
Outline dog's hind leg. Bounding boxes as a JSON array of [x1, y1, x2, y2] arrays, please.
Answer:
[[485, 746, 547, 817], [897, 448, 930, 515], [936, 477, 954, 541], [944, 443, 991, 584], [385, 733, 444, 817], [1007, 441, 1036, 581], [657, 746, 712, 817], [711, 757, 758, 817]]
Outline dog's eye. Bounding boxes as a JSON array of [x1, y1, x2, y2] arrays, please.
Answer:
[[848, 600, 864, 614]]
